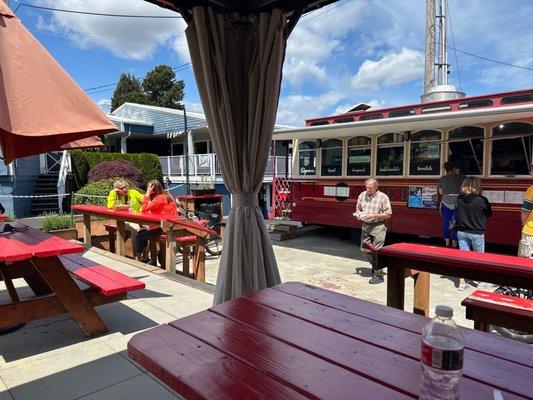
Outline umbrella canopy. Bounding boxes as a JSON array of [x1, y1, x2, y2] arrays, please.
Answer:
[[61, 136, 105, 150], [0, 3, 117, 164]]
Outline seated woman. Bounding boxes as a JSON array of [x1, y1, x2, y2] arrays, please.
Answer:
[[134, 179, 177, 263], [106, 179, 146, 260]]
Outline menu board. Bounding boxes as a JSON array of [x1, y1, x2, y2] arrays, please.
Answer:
[[408, 186, 438, 209], [482, 190, 505, 204], [504, 191, 525, 204]]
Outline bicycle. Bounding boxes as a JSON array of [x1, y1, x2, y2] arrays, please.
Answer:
[[177, 204, 226, 256], [491, 286, 533, 344]]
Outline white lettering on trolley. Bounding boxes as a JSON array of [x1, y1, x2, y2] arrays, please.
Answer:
[[379, 166, 400, 172], [300, 167, 315, 174], [417, 165, 433, 172]]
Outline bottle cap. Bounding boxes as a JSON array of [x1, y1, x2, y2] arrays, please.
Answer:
[[435, 305, 453, 318]]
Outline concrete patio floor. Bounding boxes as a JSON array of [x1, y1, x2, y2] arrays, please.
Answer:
[[1, 224, 482, 400]]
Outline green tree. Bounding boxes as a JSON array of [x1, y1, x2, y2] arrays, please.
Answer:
[[142, 65, 185, 109], [110, 73, 147, 112]]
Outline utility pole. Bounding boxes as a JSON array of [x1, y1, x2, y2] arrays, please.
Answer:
[[423, 0, 436, 94]]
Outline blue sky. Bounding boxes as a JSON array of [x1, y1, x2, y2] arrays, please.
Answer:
[[13, 0, 533, 126]]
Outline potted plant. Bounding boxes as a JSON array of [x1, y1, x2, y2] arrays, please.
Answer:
[[41, 213, 78, 240]]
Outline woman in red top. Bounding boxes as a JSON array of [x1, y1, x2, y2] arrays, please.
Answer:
[[134, 180, 177, 262]]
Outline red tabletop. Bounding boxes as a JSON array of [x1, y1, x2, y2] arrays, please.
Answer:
[[167, 216, 217, 236], [0, 222, 84, 263], [0, 215, 7, 222], [177, 194, 223, 200], [72, 204, 182, 224], [128, 282, 533, 400]]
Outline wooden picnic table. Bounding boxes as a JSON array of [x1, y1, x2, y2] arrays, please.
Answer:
[[72, 205, 216, 280], [378, 243, 533, 316], [0, 222, 144, 336], [128, 282, 533, 400]]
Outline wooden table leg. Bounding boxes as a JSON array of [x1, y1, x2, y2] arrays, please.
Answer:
[[32, 256, 108, 337], [165, 229, 176, 274], [194, 236, 206, 282], [182, 245, 190, 277], [83, 214, 92, 246], [387, 265, 405, 310], [413, 271, 430, 316], [115, 221, 126, 257], [0, 264, 20, 303]]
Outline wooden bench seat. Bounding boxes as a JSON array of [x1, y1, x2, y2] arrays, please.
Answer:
[[461, 289, 533, 333], [103, 222, 131, 254], [156, 234, 197, 276], [59, 253, 145, 296]]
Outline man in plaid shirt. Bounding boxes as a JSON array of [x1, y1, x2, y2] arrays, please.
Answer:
[[354, 178, 392, 284]]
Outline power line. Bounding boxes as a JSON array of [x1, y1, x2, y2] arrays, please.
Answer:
[[299, 0, 352, 26], [84, 63, 192, 93], [13, 0, 182, 18]]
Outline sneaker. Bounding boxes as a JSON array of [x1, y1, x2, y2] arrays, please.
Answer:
[[369, 276, 384, 285], [458, 282, 468, 291]]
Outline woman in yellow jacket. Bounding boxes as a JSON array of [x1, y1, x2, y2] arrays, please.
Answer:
[[106, 179, 146, 260]]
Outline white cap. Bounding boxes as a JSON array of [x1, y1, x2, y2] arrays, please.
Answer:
[[435, 305, 453, 318]]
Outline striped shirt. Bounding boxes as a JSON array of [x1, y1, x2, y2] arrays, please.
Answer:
[[522, 185, 533, 236], [356, 190, 392, 224]]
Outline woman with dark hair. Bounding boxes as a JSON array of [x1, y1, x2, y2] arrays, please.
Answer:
[[437, 160, 465, 248], [456, 176, 492, 290], [134, 180, 177, 262]]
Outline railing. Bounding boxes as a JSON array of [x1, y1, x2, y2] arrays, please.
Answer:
[[57, 150, 71, 213], [40, 152, 62, 174], [159, 153, 292, 180]]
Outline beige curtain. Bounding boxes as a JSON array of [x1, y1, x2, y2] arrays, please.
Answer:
[[186, 7, 287, 304]]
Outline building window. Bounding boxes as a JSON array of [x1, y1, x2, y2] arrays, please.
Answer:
[[298, 141, 317, 176], [410, 130, 441, 176], [347, 136, 371, 176], [490, 122, 532, 175], [172, 143, 184, 156], [448, 126, 484, 175], [321, 139, 343, 176], [194, 140, 212, 154], [376, 133, 404, 176]]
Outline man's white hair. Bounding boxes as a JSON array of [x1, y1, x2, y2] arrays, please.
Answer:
[[365, 178, 379, 188]]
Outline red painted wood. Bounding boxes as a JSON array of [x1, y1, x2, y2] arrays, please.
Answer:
[[275, 282, 533, 368], [170, 312, 412, 400], [0, 215, 7, 222], [72, 204, 180, 224], [59, 253, 145, 296], [0, 236, 33, 263], [158, 234, 197, 245], [167, 217, 217, 235], [468, 290, 533, 310], [211, 297, 522, 400], [378, 243, 533, 273], [177, 194, 223, 200], [128, 324, 308, 400], [246, 287, 533, 398]]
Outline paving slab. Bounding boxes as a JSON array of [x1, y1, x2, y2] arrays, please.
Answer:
[[0, 377, 13, 400]]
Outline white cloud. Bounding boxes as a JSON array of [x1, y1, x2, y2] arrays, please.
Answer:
[[35, 0, 188, 61], [334, 98, 385, 114], [350, 48, 424, 91], [276, 91, 344, 126], [183, 100, 204, 114], [97, 99, 111, 114]]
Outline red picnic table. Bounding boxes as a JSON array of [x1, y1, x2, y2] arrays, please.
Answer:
[[378, 243, 533, 316], [0, 215, 8, 222], [128, 282, 533, 400], [0, 222, 144, 336], [72, 205, 216, 281]]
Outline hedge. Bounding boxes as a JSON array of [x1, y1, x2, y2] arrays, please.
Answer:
[[71, 150, 163, 190], [72, 178, 142, 207], [88, 159, 145, 189]]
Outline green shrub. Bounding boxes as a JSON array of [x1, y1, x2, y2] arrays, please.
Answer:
[[42, 214, 72, 231], [71, 151, 163, 189], [72, 178, 141, 206]]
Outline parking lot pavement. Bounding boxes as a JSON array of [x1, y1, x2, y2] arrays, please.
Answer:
[[205, 225, 477, 328]]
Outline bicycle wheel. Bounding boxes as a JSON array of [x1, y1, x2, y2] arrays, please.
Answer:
[[205, 222, 226, 256], [491, 286, 533, 344]]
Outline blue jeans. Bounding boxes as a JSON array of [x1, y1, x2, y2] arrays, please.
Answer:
[[457, 231, 485, 252]]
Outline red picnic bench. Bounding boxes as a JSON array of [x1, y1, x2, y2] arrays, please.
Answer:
[[378, 243, 533, 316], [128, 282, 533, 399], [0, 222, 145, 336], [462, 289, 533, 333]]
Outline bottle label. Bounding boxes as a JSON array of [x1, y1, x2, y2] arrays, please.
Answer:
[[421, 343, 463, 370]]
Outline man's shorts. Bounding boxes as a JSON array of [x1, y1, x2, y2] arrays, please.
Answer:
[[518, 233, 533, 258]]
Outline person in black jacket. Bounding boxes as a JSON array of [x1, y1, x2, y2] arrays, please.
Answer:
[[456, 176, 492, 290]]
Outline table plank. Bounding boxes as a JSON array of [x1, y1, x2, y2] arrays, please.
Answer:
[[127, 324, 309, 400], [170, 312, 412, 400], [8, 223, 84, 257], [0, 236, 33, 263], [211, 297, 526, 399], [274, 282, 533, 368], [71, 204, 176, 224], [246, 287, 533, 398]]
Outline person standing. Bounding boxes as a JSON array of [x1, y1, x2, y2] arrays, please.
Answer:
[[354, 178, 392, 284], [456, 177, 492, 290], [518, 184, 533, 258], [438, 160, 466, 248]]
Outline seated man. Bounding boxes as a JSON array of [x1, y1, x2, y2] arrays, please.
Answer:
[[107, 179, 146, 261]]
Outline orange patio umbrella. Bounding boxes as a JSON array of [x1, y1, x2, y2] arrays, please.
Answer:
[[0, 2, 117, 164]]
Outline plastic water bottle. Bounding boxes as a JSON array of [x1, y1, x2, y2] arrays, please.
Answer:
[[420, 305, 464, 400]]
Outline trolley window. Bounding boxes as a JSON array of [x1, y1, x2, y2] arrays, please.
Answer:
[[309, 120, 329, 126], [501, 93, 533, 105], [321, 139, 343, 176], [297, 140, 317, 176], [376, 133, 404, 176], [347, 136, 371, 176], [490, 122, 532, 175], [410, 130, 441, 176], [333, 117, 355, 124], [458, 99, 493, 109], [360, 113, 383, 121], [448, 126, 484, 175], [388, 109, 415, 118]]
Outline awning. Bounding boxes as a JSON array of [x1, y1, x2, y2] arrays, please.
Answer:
[[273, 104, 533, 140]]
